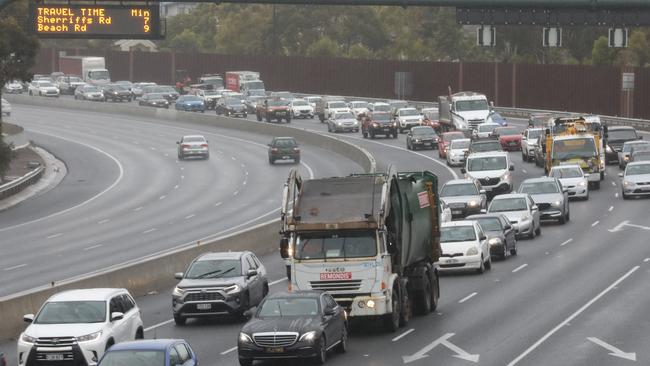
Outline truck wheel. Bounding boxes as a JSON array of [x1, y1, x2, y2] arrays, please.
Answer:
[[414, 274, 432, 315], [393, 132, 398, 139], [266, 114, 271, 123], [362, 131, 368, 138], [319, 115, 325, 123], [383, 289, 400, 332], [286, 117, 291, 123], [370, 131, 375, 139], [399, 293, 411, 327], [522, 153, 528, 162]]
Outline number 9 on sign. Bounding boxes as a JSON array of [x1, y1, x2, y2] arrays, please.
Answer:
[[144, 24, 150, 32]]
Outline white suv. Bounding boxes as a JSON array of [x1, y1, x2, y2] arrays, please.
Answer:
[[462, 151, 514, 196], [18, 288, 143, 366]]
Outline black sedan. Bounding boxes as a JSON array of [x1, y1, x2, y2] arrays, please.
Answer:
[[238, 291, 347, 366], [103, 84, 132, 102], [467, 213, 518, 259], [268, 137, 300, 164], [406, 126, 438, 150], [139, 93, 170, 108], [216, 97, 248, 117]]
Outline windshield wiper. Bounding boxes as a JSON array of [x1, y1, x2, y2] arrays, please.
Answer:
[[211, 267, 237, 278], [195, 269, 224, 279]]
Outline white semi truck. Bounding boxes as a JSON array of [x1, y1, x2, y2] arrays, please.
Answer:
[[279, 168, 442, 332], [438, 91, 491, 133]]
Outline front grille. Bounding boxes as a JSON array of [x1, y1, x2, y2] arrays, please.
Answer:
[[537, 203, 551, 211], [253, 332, 298, 347], [440, 263, 466, 268], [310, 280, 362, 292], [440, 252, 464, 257], [35, 337, 77, 347], [468, 119, 484, 130], [185, 291, 225, 302], [637, 182, 650, 186], [479, 178, 500, 186]]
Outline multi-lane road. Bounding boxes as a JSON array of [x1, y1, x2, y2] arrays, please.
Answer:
[[2, 101, 650, 366]]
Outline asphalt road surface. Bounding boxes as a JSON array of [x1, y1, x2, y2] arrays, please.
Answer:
[[2, 100, 649, 366]]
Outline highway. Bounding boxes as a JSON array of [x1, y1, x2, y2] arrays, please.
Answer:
[[2, 101, 650, 366], [0, 104, 363, 296]]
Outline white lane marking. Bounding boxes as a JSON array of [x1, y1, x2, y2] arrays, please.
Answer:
[[512, 264, 528, 273], [217, 150, 223, 154], [150, 147, 156, 151], [220, 346, 237, 355], [144, 319, 174, 332], [241, 163, 245, 168], [47, 233, 63, 239], [507, 266, 640, 366], [612, 181, 616, 186], [185, 214, 195, 220], [133, 206, 144, 212], [245, 171, 249, 176], [159, 195, 166, 200], [586, 337, 636, 361], [84, 244, 103, 251], [560, 239, 573, 247], [233, 190, 239, 196], [164, 153, 169, 157], [142, 228, 156, 234], [243, 181, 247, 186], [98, 219, 110, 224], [608, 206, 614, 212], [459, 292, 477, 303], [231, 156, 237, 161], [174, 185, 179, 189], [180, 167, 184, 171], [615, 193, 619, 198], [644, 258, 650, 262], [592, 221, 600, 227], [393, 328, 415, 342], [181, 175, 185, 180], [522, 169, 527, 174], [0, 133, 125, 233], [269, 278, 287, 286], [301, 161, 315, 179], [4, 263, 28, 271], [214, 202, 222, 207]]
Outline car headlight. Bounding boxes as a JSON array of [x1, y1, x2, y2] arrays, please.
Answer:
[[224, 284, 241, 294], [337, 122, 342, 126], [415, 139, 421, 143], [372, 123, 379, 127], [468, 200, 478, 207], [623, 180, 634, 187], [522, 213, 531, 221], [172, 286, 186, 297], [606, 145, 613, 153], [21, 334, 36, 344], [501, 172, 511, 182], [299, 331, 317, 342], [392, 122, 397, 126], [624, 156, 629, 161], [578, 181, 587, 187], [77, 331, 102, 343], [552, 200, 562, 207], [239, 333, 253, 343], [466, 247, 479, 256], [488, 237, 502, 246]]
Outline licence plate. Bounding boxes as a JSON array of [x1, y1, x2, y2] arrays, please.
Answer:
[[445, 259, 458, 264], [45, 354, 64, 361], [196, 303, 212, 310], [266, 347, 284, 353], [452, 210, 462, 215], [424, 143, 431, 146], [509, 141, 517, 145], [277, 112, 286, 115], [282, 156, 290, 159]]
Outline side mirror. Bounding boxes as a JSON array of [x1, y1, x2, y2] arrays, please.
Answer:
[[324, 308, 335, 316], [247, 269, 258, 278], [509, 164, 515, 171], [479, 189, 486, 195], [176, 141, 180, 144], [504, 224, 512, 230], [280, 237, 290, 259], [584, 173, 590, 178], [242, 309, 253, 318], [174, 272, 184, 280], [618, 172, 624, 178], [479, 235, 487, 241], [531, 205, 539, 211], [562, 187, 568, 193], [639, 136, 643, 140], [23, 314, 34, 323], [111, 312, 124, 321], [460, 168, 467, 174]]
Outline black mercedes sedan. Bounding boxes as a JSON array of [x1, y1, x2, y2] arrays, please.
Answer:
[[238, 291, 347, 366]]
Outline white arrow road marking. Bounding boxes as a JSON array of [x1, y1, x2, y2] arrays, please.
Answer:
[[587, 337, 636, 361], [402, 333, 479, 363], [608, 221, 630, 233]]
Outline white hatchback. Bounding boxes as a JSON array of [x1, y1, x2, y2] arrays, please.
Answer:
[[549, 164, 589, 199], [17, 288, 143, 366], [437, 221, 491, 273]]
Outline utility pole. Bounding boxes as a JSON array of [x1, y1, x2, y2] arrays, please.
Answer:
[[272, 4, 278, 56]]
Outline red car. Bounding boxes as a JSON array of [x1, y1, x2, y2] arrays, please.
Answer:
[[438, 131, 466, 158], [493, 127, 522, 151]]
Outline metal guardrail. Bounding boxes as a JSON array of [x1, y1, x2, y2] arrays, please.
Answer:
[[0, 165, 44, 200]]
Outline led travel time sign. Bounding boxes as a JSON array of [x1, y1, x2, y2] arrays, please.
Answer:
[[30, 4, 161, 39]]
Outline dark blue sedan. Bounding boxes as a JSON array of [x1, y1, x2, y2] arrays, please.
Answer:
[[175, 95, 205, 112], [99, 339, 198, 366]]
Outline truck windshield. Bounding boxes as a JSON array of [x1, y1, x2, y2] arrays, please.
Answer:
[[243, 81, 264, 90], [295, 232, 377, 260], [552, 138, 597, 160], [89, 70, 109, 80], [202, 78, 224, 89], [455, 100, 488, 112], [329, 102, 347, 109]]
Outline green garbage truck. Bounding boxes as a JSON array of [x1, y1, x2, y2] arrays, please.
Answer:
[[280, 168, 442, 331]]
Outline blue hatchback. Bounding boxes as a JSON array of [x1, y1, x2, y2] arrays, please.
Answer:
[[99, 339, 198, 366], [175, 95, 205, 112]]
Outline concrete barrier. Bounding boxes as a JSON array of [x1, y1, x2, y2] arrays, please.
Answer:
[[0, 95, 375, 341]]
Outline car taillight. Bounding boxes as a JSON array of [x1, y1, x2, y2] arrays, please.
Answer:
[[271, 148, 279, 152], [181, 144, 191, 150], [201, 144, 208, 148]]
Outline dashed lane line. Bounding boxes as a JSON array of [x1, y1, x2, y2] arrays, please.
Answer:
[[220, 346, 237, 355], [392, 328, 415, 342], [560, 239, 573, 247], [459, 292, 477, 303], [512, 264, 528, 273], [83, 244, 103, 251], [46, 233, 63, 239], [591, 221, 600, 227], [4, 263, 28, 271], [98, 219, 110, 224], [142, 228, 157, 234]]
